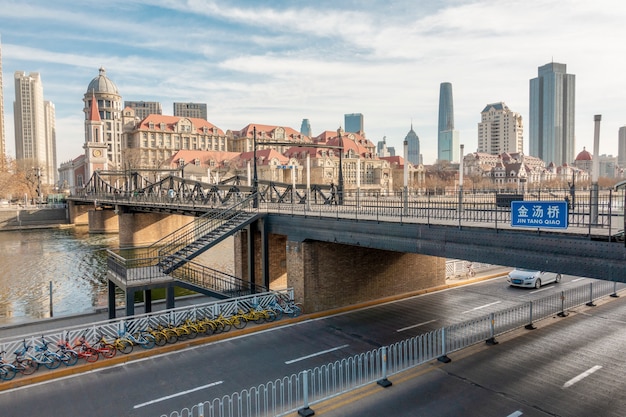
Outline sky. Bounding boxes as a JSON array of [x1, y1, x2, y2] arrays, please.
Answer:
[[1, 0, 625, 166]]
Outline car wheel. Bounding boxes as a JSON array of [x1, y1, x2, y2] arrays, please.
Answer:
[[534, 279, 542, 289], [555, 274, 562, 283]]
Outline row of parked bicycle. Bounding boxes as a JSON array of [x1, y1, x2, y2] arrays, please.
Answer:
[[0, 297, 303, 382]]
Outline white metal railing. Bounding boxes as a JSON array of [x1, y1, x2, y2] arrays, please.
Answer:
[[0, 289, 293, 361], [162, 280, 624, 417]]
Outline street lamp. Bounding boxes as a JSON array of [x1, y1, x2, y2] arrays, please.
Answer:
[[253, 126, 258, 208], [337, 128, 344, 205]]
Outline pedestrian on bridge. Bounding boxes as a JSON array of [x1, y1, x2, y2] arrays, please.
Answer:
[[330, 182, 337, 205]]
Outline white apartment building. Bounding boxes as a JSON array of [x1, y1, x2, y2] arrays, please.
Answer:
[[477, 102, 523, 155], [14, 71, 56, 185]]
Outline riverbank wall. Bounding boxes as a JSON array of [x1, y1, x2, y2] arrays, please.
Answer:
[[0, 206, 70, 230]]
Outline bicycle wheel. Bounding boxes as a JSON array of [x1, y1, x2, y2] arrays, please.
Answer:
[[232, 316, 247, 329], [16, 359, 38, 375], [153, 332, 167, 347], [84, 347, 99, 363], [165, 331, 178, 344], [0, 364, 17, 381], [117, 340, 133, 354], [43, 353, 62, 369], [292, 303, 303, 317], [60, 350, 79, 366], [271, 307, 284, 321], [101, 344, 117, 359], [141, 334, 156, 349]]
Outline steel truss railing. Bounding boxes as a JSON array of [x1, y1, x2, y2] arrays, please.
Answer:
[[162, 280, 624, 417]]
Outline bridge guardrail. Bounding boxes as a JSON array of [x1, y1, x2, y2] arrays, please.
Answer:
[[162, 280, 624, 417]]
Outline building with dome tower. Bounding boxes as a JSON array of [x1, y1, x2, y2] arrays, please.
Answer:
[[83, 67, 124, 170]]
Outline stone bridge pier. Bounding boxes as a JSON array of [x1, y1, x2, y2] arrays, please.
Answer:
[[235, 223, 446, 313]]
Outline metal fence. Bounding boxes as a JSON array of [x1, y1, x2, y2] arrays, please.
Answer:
[[0, 289, 292, 364], [162, 280, 623, 417]]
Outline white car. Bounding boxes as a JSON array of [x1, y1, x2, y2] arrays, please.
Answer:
[[507, 269, 561, 289]]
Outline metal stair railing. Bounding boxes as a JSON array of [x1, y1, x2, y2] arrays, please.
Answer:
[[154, 194, 259, 274], [170, 258, 267, 298]]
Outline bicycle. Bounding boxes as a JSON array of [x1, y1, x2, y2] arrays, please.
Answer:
[[69, 337, 99, 363], [54, 340, 80, 366], [11, 343, 38, 375], [100, 334, 133, 354], [465, 262, 476, 278], [119, 329, 156, 349], [77, 335, 116, 359], [33, 337, 63, 369], [275, 295, 303, 318], [0, 351, 18, 381]]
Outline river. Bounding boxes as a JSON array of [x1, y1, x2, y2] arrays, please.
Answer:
[[0, 227, 234, 326]]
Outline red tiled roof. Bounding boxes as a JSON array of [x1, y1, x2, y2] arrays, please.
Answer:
[[89, 93, 101, 122], [167, 149, 239, 167], [235, 123, 307, 141], [137, 114, 224, 135]]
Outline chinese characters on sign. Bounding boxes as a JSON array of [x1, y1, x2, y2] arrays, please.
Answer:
[[511, 201, 568, 229]]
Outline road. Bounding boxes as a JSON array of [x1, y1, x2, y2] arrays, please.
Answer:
[[0, 274, 623, 417]]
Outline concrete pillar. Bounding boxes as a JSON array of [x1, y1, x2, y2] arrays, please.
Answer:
[[125, 289, 135, 317], [108, 280, 117, 320], [88, 209, 119, 233], [68, 201, 91, 226], [144, 290, 152, 313], [166, 286, 175, 310], [118, 212, 191, 246]]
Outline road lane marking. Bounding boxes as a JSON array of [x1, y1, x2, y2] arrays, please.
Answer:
[[133, 380, 223, 409], [397, 319, 437, 332], [571, 278, 586, 283], [461, 301, 501, 314], [285, 344, 349, 365], [528, 288, 549, 295], [507, 411, 523, 417], [563, 365, 602, 388]]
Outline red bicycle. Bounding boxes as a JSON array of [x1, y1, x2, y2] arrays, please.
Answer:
[[61, 337, 98, 363], [77, 335, 116, 359]]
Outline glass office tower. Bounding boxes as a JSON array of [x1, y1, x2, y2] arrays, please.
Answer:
[[438, 82, 459, 163], [529, 62, 575, 165]]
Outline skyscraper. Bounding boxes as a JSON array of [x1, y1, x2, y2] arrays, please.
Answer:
[[438, 82, 459, 163], [405, 124, 421, 165], [174, 102, 207, 120], [14, 71, 56, 185], [619, 126, 626, 168], [0, 37, 6, 169], [344, 113, 364, 134], [529, 62, 575, 165], [478, 102, 523, 155], [300, 118, 312, 137]]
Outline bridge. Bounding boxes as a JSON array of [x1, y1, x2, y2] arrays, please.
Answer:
[[66, 171, 626, 317]]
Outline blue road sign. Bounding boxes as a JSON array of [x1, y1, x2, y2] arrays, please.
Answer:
[[511, 200, 568, 229]]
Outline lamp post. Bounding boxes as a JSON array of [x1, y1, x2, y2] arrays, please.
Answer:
[[253, 126, 258, 208], [337, 128, 344, 205]]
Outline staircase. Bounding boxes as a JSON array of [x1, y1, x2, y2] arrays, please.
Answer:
[[152, 195, 260, 275], [170, 260, 267, 299]]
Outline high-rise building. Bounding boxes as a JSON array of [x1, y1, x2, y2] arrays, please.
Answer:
[[344, 113, 364, 134], [84, 67, 123, 169], [478, 102, 523, 155], [0, 37, 6, 169], [43, 101, 57, 184], [438, 82, 459, 163], [618, 126, 626, 168], [124, 101, 162, 120], [377, 136, 391, 158], [174, 102, 207, 120], [300, 118, 312, 137], [529, 62, 575, 165], [14, 71, 56, 185], [405, 124, 421, 165]]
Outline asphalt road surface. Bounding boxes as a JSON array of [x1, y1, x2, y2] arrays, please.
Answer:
[[1, 274, 623, 417]]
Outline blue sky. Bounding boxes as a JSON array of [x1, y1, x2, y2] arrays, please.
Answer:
[[1, 0, 625, 165]]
